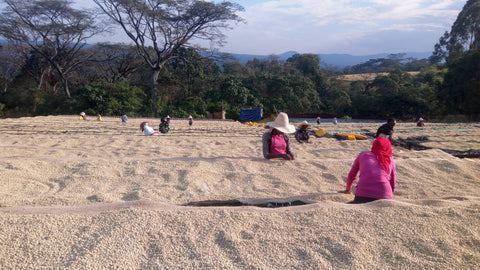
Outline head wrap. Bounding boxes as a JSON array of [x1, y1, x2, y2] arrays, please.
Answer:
[[371, 137, 392, 174]]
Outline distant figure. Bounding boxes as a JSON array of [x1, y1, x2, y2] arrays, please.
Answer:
[[295, 121, 311, 143], [166, 115, 171, 124], [316, 117, 321, 124], [159, 117, 170, 133], [376, 119, 396, 141], [262, 112, 296, 160], [333, 117, 338, 125], [417, 117, 425, 127], [97, 113, 102, 121], [140, 122, 158, 136], [188, 115, 193, 126], [79, 112, 86, 120], [121, 114, 128, 123], [343, 137, 396, 203]]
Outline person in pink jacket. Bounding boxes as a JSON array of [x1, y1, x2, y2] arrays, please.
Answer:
[[343, 137, 396, 203]]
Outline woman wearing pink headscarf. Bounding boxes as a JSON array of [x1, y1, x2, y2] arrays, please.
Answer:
[[343, 137, 396, 203]]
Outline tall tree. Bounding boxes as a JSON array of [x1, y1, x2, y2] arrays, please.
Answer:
[[0, 44, 25, 93], [94, 0, 244, 105], [0, 0, 105, 98], [431, 0, 480, 63], [157, 47, 221, 102], [286, 54, 322, 76], [87, 43, 144, 83], [431, 0, 480, 117], [442, 50, 480, 115]]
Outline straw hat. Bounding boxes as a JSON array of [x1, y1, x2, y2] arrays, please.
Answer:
[[267, 112, 295, 134], [188, 115, 193, 119], [298, 121, 311, 128]]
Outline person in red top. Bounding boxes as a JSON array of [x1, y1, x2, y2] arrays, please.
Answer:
[[343, 137, 396, 203], [417, 117, 425, 127], [262, 112, 296, 160]]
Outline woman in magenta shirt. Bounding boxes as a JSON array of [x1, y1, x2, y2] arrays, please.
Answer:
[[343, 137, 396, 203], [262, 112, 296, 160]]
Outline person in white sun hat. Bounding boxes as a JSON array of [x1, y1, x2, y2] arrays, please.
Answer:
[[262, 112, 296, 160]]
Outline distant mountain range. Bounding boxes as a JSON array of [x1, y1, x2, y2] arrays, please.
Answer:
[[0, 38, 431, 70], [226, 51, 432, 69]]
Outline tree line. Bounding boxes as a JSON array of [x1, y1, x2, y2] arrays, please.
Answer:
[[0, 0, 478, 121]]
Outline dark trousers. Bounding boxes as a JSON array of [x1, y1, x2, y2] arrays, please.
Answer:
[[348, 196, 378, 204]]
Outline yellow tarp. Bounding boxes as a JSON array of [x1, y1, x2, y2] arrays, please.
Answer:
[[336, 132, 368, 140], [315, 128, 326, 137]]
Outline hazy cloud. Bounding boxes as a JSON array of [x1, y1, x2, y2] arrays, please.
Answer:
[[223, 0, 465, 54], [74, 0, 465, 55]]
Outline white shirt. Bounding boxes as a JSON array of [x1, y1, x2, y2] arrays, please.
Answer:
[[143, 125, 157, 136]]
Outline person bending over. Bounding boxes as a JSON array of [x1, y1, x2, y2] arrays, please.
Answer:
[[376, 118, 396, 141]]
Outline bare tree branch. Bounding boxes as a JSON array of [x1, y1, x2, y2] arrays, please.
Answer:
[[94, 0, 244, 104], [0, 0, 107, 98]]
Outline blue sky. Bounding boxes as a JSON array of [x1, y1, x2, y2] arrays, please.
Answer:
[[80, 0, 466, 55], [221, 0, 465, 55]]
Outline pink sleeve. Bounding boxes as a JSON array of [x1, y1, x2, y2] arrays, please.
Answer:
[[389, 158, 396, 192], [346, 155, 360, 191]]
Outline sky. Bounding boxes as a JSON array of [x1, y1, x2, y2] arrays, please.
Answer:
[[78, 0, 466, 55]]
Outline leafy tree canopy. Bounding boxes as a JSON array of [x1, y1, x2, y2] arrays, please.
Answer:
[[0, 0, 104, 98], [431, 0, 480, 63], [94, 0, 244, 103]]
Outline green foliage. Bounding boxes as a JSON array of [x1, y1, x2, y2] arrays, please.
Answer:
[[0, 0, 476, 121], [286, 54, 322, 76], [93, 0, 244, 103], [175, 96, 207, 118], [429, 0, 480, 118], [206, 101, 224, 113], [220, 77, 250, 106], [431, 0, 480, 63], [0, 45, 473, 121], [0, 0, 103, 98], [344, 54, 429, 74], [342, 69, 444, 119], [0, 85, 70, 116], [258, 114, 276, 123], [226, 107, 240, 120], [75, 80, 146, 116], [441, 50, 480, 115], [160, 106, 188, 119]]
